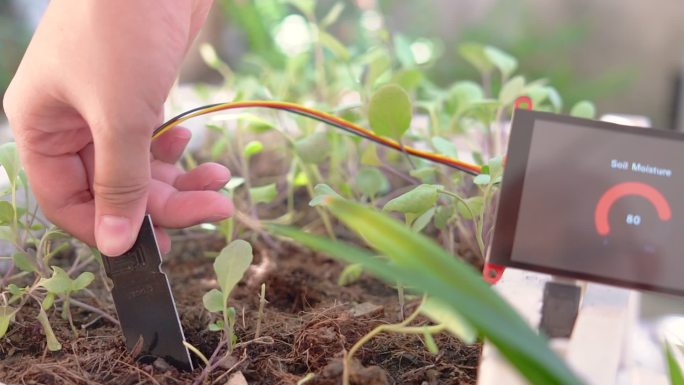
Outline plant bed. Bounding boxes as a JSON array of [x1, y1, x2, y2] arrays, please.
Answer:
[[0, 237, 480, 385]]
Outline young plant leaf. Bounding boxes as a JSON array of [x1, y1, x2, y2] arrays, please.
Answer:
[[203, 288, 224, 313], [422, 330, 439, 354], [355, 167, 389, 198], [39, 266, 74, 294], [458, 43, 493, 75], [214, 240, 253, 307], [0, 142, 20, 185], [570, 100, 596, 119], [456, 196, 483, 220], [319, 30, 350, 61], [368, 84, 413, 141], [0, 201, 14, 225], [320, 2, 345, 28], [411, 207, 436, 233], [250, 183, 278, 204], [499, 76, 526, 105], [337, 263, 364, 286], [12, 252, 35, 273], [484, 46, 518, 79], [390, 69, 424, 92], [360, 143, 382, 166], [0, 306, 17, 338], [295, 132, 330, 164], [310, 184, 343, 207], [434, 205, 454, 230], [383, 184, 442, 215], [243, 140, 264, 159], [72, 272, 95, 291], [473, 174, 491, 186]]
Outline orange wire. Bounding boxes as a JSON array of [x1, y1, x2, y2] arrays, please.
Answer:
[[154, 101, 482, 174]]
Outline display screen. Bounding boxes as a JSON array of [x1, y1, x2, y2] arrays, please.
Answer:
[[490, 110, 684, 296]]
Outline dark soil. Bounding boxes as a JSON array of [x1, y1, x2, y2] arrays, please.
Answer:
[[0, 234, 480, 385]]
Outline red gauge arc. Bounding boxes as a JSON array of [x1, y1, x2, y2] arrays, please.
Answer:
[[594, 181, 672, 236]]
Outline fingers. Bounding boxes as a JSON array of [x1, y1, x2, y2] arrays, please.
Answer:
[[147, 179, 233, 228], [91, 123, 152, 256], [150, 126, 191, 163], [152, 161, 230, 191], [154, 226, 171, 255]]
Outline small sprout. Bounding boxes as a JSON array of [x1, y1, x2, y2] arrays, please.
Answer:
[[0, 306, 18, 338], [499, 75, 526, 105], [337, 263, 364, 286], [203, 240, 253, 352], [243, 140, 264, 159], [484, 46, 518, 79]]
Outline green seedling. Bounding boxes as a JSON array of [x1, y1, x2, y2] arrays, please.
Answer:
[[202, 239, 253, 354]]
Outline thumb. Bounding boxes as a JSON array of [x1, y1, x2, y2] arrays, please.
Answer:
[[91, 121, 152, 256]]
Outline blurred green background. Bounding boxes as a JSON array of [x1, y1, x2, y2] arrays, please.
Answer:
[[1, 0, 683, 128]]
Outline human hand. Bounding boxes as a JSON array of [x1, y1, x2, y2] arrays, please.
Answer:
[[3, 0, 233, 256]]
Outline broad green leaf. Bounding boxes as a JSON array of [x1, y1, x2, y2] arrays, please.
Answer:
[[37, 308, 61, 351], [12, 252, 34, 273], [431, 137, 458, 158], [0, 142, 20, 185], [243, 140, 264, 159], [295, 132, 330, 164], [570, 100, 596, 119], [0, 306, 17, 338], [391, 69, 424, 92], [214, 240, 253, 306], [267, 198, 581, 385], [456, 196, 483, 220], [355, 167, 389, 198], [487, 156, 504, 177], [320, 2, 345, 28], [0, 201, 14, 225], [458, 43, 493, 74], [421, 297, 476, 344], [203, 288, 224, 313], [39, 266, 73, 294], [383, 184, 442, 215], [411, 207, 436, 232], [309, 184, 343, 207], [484, 46, 518, 79], [72, 272, 95, 291], [337, 263, 364, 286], [666, 343, 684, 385], [319, 30, 350, 61], [499, 76, 526, 105], [250, 183, 278, 204], [368, 84, 413, 141]]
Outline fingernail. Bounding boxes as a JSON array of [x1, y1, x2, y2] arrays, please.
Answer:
[[204, 178, 230, 190], [97, 215, 133, 256]]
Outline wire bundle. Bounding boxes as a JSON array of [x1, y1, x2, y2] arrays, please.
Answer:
[[154, 100, 482, 175]]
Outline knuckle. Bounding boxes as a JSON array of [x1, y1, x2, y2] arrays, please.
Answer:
[[92, 180, 148, 209]]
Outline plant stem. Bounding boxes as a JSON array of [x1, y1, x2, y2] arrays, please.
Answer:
[[255, 283, 266, 339], [69, 298, 119, 326], [438, 189, 485, 257], [343, 301, 424, 385], [183, 341, 209, 367]]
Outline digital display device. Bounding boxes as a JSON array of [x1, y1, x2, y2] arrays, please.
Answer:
[[489, 109, 684, 296]]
